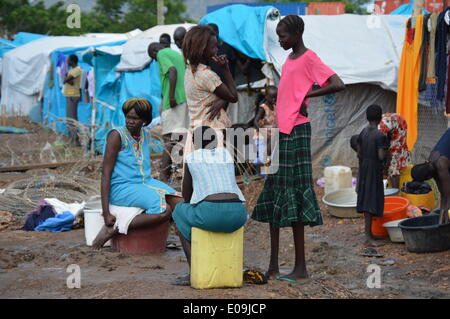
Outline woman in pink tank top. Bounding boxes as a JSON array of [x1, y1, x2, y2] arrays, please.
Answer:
[[252, 15, 345, 283]]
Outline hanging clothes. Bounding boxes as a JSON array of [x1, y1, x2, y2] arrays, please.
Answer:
[[426, 12, 439, 82], [419, 14, 430, 91], [57, 53, 68, 89], [87, 70, 94, 98], [436, 8, 450, 102], [396, 15, 424, 152]]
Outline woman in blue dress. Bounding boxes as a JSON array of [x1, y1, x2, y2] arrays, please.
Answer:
[[93, 98, 183, 249]]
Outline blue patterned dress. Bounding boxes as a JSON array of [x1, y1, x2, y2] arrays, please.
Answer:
[[107, 126, 181, 214]]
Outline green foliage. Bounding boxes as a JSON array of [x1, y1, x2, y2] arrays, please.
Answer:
[[0, 0, 188, 38]]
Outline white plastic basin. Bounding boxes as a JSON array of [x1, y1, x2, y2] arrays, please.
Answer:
[[322, 188, 360, 218], [383, 218, 408, 243]]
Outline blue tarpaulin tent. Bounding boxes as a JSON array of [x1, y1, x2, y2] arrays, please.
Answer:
[[199, 4, 275, 61], [81, 48, 162, 153], [42, 40, 127, 152], [13, 32, 48, 45], [1, 32, 47, 62], [0, 38, 16, 58]]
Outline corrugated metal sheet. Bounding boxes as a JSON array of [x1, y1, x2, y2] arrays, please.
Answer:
[[207, 2, 307, 15], [306, 2, 346, 15]]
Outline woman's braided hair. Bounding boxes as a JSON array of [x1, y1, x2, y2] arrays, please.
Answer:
[[277, 15, 305, 35]]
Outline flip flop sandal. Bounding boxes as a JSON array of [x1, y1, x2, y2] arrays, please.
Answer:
[[361, 248, 384, 258], [275, 276, 300, 285]]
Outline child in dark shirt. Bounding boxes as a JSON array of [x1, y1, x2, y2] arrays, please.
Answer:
[[352, 105, 389, 247]]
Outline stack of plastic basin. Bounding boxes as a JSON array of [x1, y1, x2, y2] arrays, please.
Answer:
[[372, 196, 409, 237]]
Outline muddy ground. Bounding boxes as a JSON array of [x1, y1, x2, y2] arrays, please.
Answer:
[[0, 119, 449, 299]]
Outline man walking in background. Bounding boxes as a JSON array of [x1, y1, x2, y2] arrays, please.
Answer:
[[148, 42, 189, 183], [63, 54, 82, 146]]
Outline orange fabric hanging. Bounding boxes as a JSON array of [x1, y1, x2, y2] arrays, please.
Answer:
[[396, 15, 423, 152]]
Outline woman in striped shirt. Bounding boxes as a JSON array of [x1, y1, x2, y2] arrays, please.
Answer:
[[172, 126, 248, 286]]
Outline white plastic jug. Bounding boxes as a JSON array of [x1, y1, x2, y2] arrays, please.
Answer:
[[84, 208, 111, 247], [324, 166, 353, 194]]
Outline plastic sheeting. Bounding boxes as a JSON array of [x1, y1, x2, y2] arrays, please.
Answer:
[[307, 83, 397, 177], [115, 23, 195, 72], [115, 38, 155, 72], [83, 51, 162, 153], [13, 32, 48, 46], [0, 38, 16, 58], [200, 4, 274, 60], [133, 23, 196, 40]]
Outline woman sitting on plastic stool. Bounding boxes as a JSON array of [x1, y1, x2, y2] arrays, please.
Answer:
[[92, 98, 184, 249], [172, 126, 248, 286]]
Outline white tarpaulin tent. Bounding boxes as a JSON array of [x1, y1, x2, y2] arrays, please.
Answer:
[[115, 23, 196, 72]]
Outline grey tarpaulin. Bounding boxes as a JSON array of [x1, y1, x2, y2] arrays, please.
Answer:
[[225, 83, 448, 179], [307, 83, 448, 178]]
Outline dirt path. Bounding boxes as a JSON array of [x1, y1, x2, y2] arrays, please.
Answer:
[[0, 119, 449, 299], [0, 182, 449, 299]]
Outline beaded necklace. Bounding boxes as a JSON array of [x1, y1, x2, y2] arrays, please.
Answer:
[[123, 127, 144, 165]]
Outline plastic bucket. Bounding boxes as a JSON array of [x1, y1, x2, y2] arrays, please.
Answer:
[[399, 215, 450, 253], [84, 209, 111, 247], [322, 188, 359, 218], [372, 196, 409, 237], [111, 220, 170, 254], [400, 191, 436, 211], [399, 164, 413, 189]]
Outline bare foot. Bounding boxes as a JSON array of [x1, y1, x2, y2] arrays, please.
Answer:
[[265, 269, 281, 280], [279, 271, 310, 283], [92, 225, 117, 250]]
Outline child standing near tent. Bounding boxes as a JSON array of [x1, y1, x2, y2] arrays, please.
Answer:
[[354, 105, 389, 247], [252, 15, 345, 283], [253, 85, 277, 175]]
